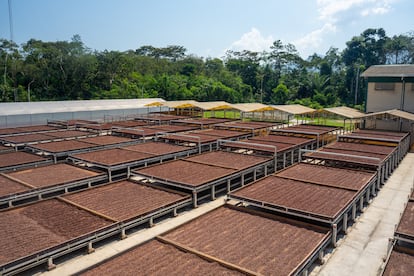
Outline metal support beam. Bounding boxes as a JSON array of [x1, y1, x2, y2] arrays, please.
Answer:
[[343, 213, 348, 233], [87, 241, 95, 254], [318, 250, 325, 264], [352, 203, 357, 221], [121, 228, 127, 239], [193, 190, 198, 208], [47, 257, 56, 271]]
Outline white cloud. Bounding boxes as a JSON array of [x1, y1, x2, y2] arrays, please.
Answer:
[[226, 28, 274, 53], [317, 0, 371, 21], [360, 2, 393, 16], [294, 23, 337, 54], [294, 0, 397, 57], [317, 0, 394, 21]]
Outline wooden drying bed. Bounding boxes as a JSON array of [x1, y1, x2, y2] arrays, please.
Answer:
[[157, 133, 222, 152], [68, 148, 155, 181], [63, 180, 191, 227], [132, 151, 274, 207], [338, 130, 410, 155], [232, 176, 357, 220], [0, 125, 59, 136], [0, 175, 29, 198], [277, 163, 376, 191], [111, 124, 197, 140], [185, 151, 270, 170], [0, 199, 114, 275], [394, 200, 414, 245], [382, 245, 414, 275], [0, 145, 13, 153], [161, 205, 332, 276], [144, 124, 199, 133], [79, 239, 243, 275], [111, 120, 148, 128], [78, 135, 139, 147], [122, 141, 195, 156], [252, 133, 317, 146], [220, 134, 316, 170], [0, 163, 107, 209], [0, 130, 97, 150], [325, 141, 395, 155], [40, 130, 95, 139], [47, 119, 97, 129], [133, 114, 189, 123], [25, 140, 101, 163], [68, 144, 199, 181], [0, 133, 56, 149], [171, 118, 232, 128], [281, 124, 339, 134], [214, 121, 276, 135], [0, 151, 52, 172], [338, 130, 411, 164], [229, 162, 377, 240], [134, 160, 236, 188], [191, 129, 253, 140], [111, 127, 161, 139], [0, 179, 193, 275], [348, 129, 408, 142], [302, 142, 396, 186]]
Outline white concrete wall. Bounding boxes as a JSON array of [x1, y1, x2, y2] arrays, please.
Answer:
[[403, 82, 414, 113], [366, 82, 414, 113], [366, 82, 402, 112]]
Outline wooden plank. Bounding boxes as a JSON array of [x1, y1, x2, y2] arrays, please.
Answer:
[[58, 197, 118, 223], [275, 174, 361, 192], [156, 235, 261, 276], [1, 173, 36, 188]]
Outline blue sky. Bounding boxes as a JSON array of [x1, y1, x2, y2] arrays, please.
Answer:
[[0, 0, 412, 59]]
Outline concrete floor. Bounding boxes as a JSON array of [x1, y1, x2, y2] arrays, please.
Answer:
[[42, 153, 414, 276], [313, 152, 414, 276]]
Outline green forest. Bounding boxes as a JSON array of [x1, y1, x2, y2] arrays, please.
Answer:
[[1, 28, 413, 109]]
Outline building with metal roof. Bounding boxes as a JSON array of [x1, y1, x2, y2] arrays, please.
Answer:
[[318, 106, 366, 131], [322, 106, 366, 119], [271, 104, 316, 115], [361, 109, 414, 144], [361, 64, 414, 113], [0, 98, 165, 127]]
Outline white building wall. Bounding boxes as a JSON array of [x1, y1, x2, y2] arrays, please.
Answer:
[[366, 82, 402, 112], [403, 82, 414, 113]]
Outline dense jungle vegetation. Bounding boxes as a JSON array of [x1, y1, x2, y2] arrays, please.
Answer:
[[1, 28, 413, 109]]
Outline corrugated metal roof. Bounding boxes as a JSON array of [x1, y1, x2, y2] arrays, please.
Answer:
[[194, 101, 236, 111], [271, 104, 316, 115], [361, 64, 414, 78], [161, 100, 199, 109], [231, 103, 276, 112], [363, 109, 414, 121], [0, 98, 165, 116], [322, 106, 366, 119]]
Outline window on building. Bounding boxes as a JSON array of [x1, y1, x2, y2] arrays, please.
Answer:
[[375, 82, 395, 91]]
